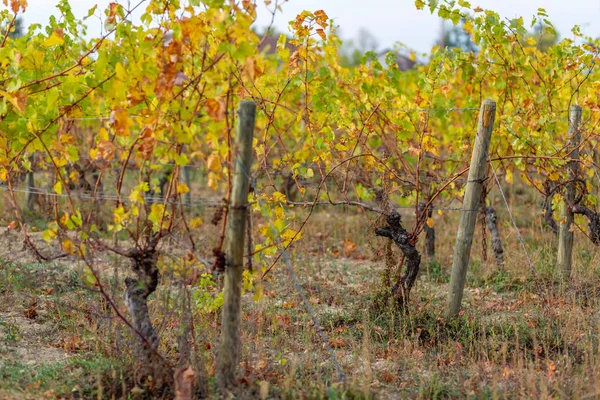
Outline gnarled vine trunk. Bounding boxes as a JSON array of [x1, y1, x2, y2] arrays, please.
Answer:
[[124, 236, 160, 362], [572, 205, 600, 245], [543, 180, 559, 233], [485, 207, 504, 266], [375, 211, 421, 307]]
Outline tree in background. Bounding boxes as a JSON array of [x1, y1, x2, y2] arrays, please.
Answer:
[[339, 27, 379, 67], [439, 18, 558, 54], [525, 20, 559, 52], [2, 16, 23, 38], [439, 18, 478, 53]]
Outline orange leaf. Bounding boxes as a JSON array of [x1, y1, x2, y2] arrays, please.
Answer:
[[205, 98, 225, 121], [316, 29, 326, 41], [137, 127, 155, 160], [111, 108, 132, 136], [98, 141, 116, 161]]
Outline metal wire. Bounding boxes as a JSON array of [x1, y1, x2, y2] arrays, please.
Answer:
[[0, 184, 225, 208]]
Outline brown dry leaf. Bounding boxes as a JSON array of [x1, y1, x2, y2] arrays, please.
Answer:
[[328, 337, 345, 348], [546, 360, 556, 378], [343, 239, 358, 255], [52, 335, 82, 352], [290, 50, 301, 75], [0, 89, 28, 114], [255, 359, 269, 370], [245, 57, 257, 80], [137, 127, 155, 161], [380, 372, 398, 384], [205, 98, 225, 121], [10, 0, 19, 13], [24, 301, 38, 319], [111, 108, 132, 137], [7, 220, 18, 229], [314, 10, 328, 27], [174, 367, 196, 400], [259, 381, 269, 400], [316, 28, 326, 41], [97, 141, 115, 161]]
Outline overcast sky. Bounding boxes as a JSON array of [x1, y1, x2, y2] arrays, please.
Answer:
[[14, 0, 600, 54]]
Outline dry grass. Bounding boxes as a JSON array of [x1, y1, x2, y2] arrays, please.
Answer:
[[0, 181, 600, 398]]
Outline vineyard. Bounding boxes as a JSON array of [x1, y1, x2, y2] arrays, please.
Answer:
[[1, 0, 600, 398]]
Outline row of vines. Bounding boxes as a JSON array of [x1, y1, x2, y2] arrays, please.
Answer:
[[2, 0, 600, 395]]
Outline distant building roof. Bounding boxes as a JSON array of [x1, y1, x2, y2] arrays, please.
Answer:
[[257, 33, 297, 55], [377, 49, 417, 71]]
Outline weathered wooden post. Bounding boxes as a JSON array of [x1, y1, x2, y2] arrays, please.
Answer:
[[180, 145, 192, 207], [218, 100, 256, 390], [446, 99, 496, 317], [557, 104, 582, 279], [25, 171, 35, 211], [182, 165, 192, 207], [25, 155, 35, 211], [418, 201, 435, 258]]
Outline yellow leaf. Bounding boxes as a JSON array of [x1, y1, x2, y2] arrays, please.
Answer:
[[549, 172, 560, 181], [98, 127, 109, 141], [426, 217, 434, 228], [207, 154, 221, 172], [148, 204, 167, 232], [272, 191, 286, 203], [43, 32, 64, 47], [78, 243, 86, 257], [42, 229, 56, 243], [190, 217, 203, 229], [63, 239, 75, 254], [0, 168, 6, 181], [208, 172, 218, 190], [586, 168, 595, 178], [335, 143, 348, 152], [112, 108, 132, 137], [505, 170, 513, 184], [54, 181, 63, 194], [0, 89, 27, 114], [178, 183, 190, 194], [252, 281, 265, 302]]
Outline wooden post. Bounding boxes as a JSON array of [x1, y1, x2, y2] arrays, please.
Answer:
[[446, 99, 496, 317], [25, 171, 35, 211], [557, 104, 582, 279], [217, 100, 256, 390], [418, 201, 435, 258], [182, 165, 192, 207], [181, 145, 192, 207], [25, 155, 35, 211]]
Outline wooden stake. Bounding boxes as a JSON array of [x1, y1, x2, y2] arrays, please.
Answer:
[[446, 99, 496, 317], [218, 100, 256, 390], [26, 155, 35, 211], [558, 104, 582, 279]]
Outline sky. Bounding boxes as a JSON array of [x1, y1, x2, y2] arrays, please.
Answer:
[[12, 0, 600, 54]]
